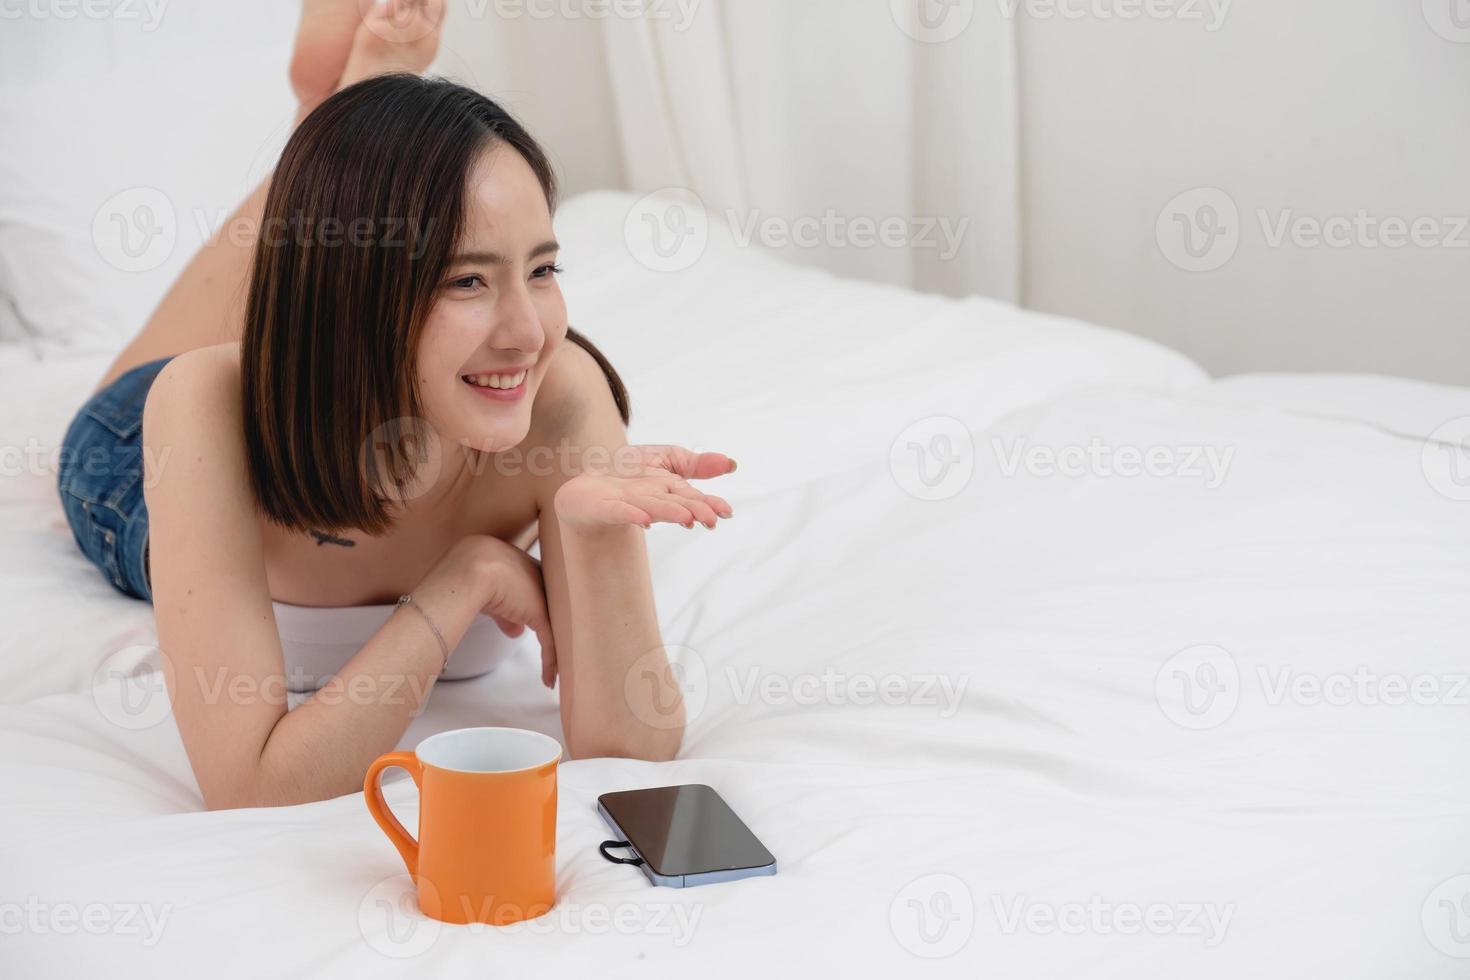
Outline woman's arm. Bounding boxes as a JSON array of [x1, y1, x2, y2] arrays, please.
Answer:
[[531, 345, 733, 760], [142, 347, 541, 809], [540, 509, 676, 760]]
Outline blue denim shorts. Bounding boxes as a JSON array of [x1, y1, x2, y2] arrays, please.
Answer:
[[57, 357, 173, 602]]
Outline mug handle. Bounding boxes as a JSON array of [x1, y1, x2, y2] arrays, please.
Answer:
[[364, 751, 423, 875]]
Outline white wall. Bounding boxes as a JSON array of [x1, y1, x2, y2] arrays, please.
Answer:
[[1017, 0, 1470, 385], [433, 4, 626, 199], [433, 2, 1470, 387], [6, 2, 1461, 381]]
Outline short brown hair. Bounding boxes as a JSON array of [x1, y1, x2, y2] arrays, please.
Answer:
[[241, 74, 628, 534]]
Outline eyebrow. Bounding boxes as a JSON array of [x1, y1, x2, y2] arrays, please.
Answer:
[[451, 240, 560, 266]]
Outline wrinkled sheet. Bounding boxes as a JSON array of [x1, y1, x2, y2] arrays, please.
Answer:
[[1, 192, 1467, 977]]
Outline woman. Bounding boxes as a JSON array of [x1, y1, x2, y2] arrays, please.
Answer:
[[56, 0, 734, 810]]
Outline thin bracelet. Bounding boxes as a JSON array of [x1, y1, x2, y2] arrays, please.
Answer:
[[397, 594, 450, 674]]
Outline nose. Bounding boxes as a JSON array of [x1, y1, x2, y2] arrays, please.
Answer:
[[488, 282, 544, 354]]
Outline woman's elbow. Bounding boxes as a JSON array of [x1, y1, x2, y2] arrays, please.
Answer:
[[569, 725, 683, 762], [197, 766, 296, 811]]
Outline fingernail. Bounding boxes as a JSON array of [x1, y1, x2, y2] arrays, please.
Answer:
[[728, 459, 738, 472]]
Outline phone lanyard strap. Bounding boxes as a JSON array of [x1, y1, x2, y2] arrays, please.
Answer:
[[598, 840, 645, 866]]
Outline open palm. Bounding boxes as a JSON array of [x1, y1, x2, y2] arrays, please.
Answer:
[[553, 445, 736, 530]]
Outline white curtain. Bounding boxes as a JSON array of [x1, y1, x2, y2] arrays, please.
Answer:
[[598, 0, 1021, 302]]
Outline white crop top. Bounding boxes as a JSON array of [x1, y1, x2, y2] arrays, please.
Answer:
[[271, 600, 519, 693]]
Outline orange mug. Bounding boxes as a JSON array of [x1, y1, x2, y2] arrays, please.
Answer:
[[364, 726, 561, 925]]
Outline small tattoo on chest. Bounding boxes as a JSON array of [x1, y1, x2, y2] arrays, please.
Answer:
[[309, 529, 356, 548]]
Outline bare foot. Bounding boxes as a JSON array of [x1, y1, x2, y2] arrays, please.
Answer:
[[338, 0, 446, 90], [289, 0, 364, 111]]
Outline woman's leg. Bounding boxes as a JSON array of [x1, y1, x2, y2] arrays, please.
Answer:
[[291, 0, 367, 114], [94, 0, 445, 393], [93, 176, 271, 393]]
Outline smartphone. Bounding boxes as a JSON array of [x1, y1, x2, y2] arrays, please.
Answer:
[[597, 784, 778, 888]]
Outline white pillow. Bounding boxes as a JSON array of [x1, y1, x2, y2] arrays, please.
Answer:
[[0, 3, 297, 354]]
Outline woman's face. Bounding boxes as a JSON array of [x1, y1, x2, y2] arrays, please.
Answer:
[[414, 143, 566, 460]]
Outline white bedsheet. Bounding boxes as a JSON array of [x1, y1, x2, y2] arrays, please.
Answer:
[[1, 192, 1468, 977]]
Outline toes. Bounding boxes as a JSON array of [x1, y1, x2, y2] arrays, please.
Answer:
[[289, 0, 365, 107], [339, 0, 444, 87]]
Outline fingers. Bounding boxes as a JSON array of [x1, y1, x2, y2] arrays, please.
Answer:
[[637, 445, 738, 481], [602, 499, 654, 529], [622, 475, 731, 528], [491, 615, 526, 637], [629, 494, 698, 527], [628, 493, 729, 529], [664, 480, 733, 520], [540, 639, 557, 690], [675, 495, 721, 529]]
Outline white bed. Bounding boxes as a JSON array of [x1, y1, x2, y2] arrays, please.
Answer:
[[2, 191, 1469, 977]]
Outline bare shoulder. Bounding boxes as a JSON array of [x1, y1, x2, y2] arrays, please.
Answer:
[[519, 337, 628, 507], [141, 343, 250, 488], [527, 336, 624, 446], [143, 343, 243, 427]]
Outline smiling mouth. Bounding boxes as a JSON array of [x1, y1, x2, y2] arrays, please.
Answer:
[[461, 370, 527, 390], [461, 370, 529, 402]]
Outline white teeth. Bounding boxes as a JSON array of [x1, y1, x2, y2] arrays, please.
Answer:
[[462, 370, 527, 390]]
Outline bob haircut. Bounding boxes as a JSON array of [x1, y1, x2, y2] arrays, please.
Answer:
[[241, 74, 628, 535]]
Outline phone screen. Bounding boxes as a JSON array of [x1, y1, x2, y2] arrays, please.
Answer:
[[599, 784, 775, 877]]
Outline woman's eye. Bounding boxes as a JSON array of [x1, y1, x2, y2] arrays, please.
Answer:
[[531, 263, 564, 280], [449, 274, 483, 290]]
